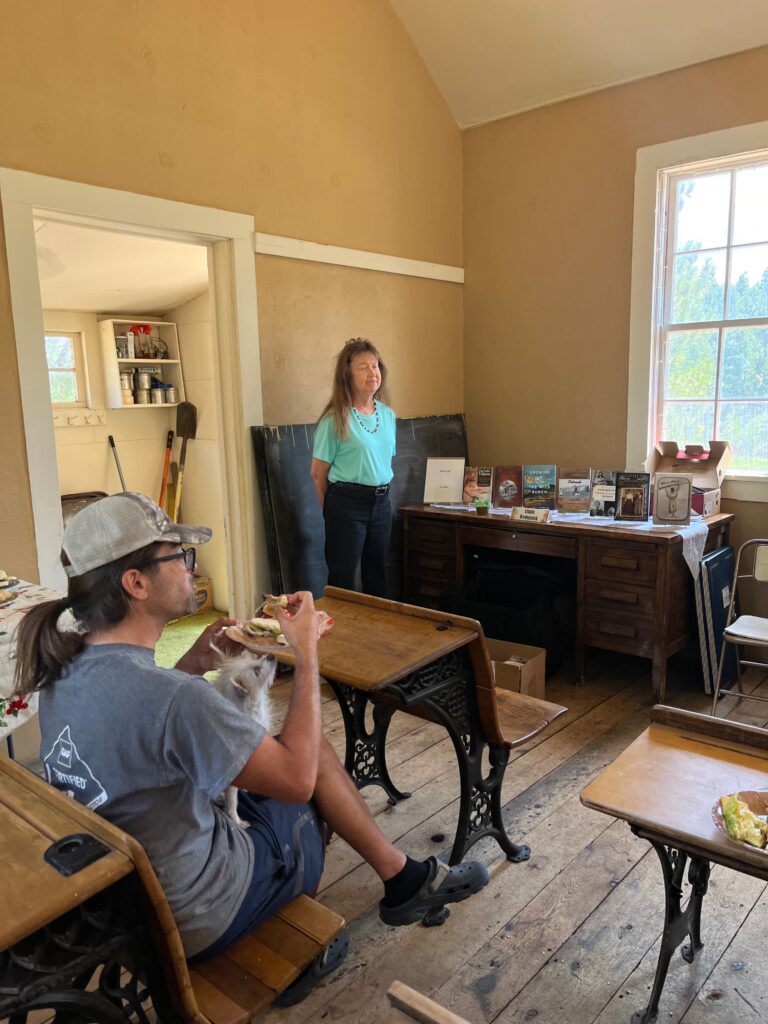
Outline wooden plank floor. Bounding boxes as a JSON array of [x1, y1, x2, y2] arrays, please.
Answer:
[[264, 650, 768, 1024]]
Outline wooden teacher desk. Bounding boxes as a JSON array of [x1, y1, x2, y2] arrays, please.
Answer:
[[400, 506, 734, 703]]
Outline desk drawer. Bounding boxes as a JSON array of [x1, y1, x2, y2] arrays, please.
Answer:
[[410, 550, 457, 580], [586, 540, 656, 585], [459, 526, 576, 560], [585, 579, 655, 621], [585, 609, 654, 656], [407, 576, 450, 608], [409, 519, 455, 552]]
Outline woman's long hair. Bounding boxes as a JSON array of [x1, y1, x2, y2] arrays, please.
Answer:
[[317, 338, 389, 441], [12, 542, 161, 696]]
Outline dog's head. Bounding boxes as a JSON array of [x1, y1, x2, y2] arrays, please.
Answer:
[[212, 646, 277, 707]]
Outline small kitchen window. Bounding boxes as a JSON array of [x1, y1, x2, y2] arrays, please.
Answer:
[[45, 332, 87, 406]]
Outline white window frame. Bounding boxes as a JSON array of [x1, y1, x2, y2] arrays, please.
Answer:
[[627, 120, 768, 503], [45, 330, 88, 407]]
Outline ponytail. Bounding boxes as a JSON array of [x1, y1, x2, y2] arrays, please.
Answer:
[[13, 598, 85, 695], [12, 540, 162, 696]]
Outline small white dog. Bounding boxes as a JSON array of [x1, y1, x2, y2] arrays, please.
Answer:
[[212, 647, 277, 826]]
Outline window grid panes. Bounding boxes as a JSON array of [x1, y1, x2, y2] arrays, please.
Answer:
[[658, 155, 768, 472], [45, 333, 84, 406]]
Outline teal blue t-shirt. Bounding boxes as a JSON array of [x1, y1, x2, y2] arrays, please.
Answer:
[[313, 401, 396, 485]]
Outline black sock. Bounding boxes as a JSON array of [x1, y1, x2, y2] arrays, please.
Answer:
[[382, 856, 430, 907]]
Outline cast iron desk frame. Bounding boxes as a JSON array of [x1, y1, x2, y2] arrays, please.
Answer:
[[400, 507, 733, 704], [580, 705, 768, 1023]]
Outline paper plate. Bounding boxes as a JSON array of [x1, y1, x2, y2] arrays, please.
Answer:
[[224, 610, 334, 654], [712, 791, 768, 852]]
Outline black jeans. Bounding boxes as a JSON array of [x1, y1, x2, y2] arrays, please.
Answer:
[[323, 482, 391, 597]]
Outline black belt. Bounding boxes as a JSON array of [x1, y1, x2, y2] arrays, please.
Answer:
[[330, 481, 390, 495]]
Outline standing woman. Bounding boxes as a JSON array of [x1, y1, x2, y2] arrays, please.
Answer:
[[311, 338, 396, 597]]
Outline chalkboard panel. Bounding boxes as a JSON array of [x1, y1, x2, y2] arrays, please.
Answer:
[[252, 414, 467, 599]]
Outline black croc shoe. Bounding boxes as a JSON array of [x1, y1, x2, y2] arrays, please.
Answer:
[[379, 857, 490, 927], [272, 927, 349, 1007]]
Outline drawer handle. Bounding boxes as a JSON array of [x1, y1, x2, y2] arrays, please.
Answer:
[[418, 556, 445, 571], [601, 556, 639, 571], [599, 621, 636, 638], [599, 589, 638, 605]]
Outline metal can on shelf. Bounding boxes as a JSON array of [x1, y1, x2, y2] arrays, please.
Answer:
[[151, 389, 165, 404], [121, 388, 134, 405], [119, 370, 134, 390], [134, 389, 150, 404], [136, 370, 154, 390], [165, 387, 178, 404]]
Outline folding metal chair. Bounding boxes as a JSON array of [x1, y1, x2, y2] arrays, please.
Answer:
[[711, 538, 768, 716]]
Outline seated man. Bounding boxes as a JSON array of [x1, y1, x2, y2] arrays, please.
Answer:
[[12, 493, 488, 981]]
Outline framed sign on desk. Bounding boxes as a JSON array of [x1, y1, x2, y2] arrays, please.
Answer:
[[399, 506, 734, 703]]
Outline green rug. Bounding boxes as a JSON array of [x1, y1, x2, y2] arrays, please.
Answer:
[[155, 609, 221, 671]]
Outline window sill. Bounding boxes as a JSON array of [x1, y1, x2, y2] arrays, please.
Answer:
[[722, 475, 768, 503]]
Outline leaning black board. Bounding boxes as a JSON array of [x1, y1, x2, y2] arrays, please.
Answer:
[[252, 414, 468, 599]]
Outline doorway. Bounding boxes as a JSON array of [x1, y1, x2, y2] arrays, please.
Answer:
[[1, 169, 265, 617]]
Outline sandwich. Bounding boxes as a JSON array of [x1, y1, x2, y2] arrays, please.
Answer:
[[720, 793, 768, 849]]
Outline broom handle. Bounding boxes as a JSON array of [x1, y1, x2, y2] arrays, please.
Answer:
[[158, 430, 174, 509], [173, 434, 189, 524], [108, 435, 127, 492]]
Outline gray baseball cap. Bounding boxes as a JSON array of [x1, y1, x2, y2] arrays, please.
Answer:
[[62, 492, 211, 577]]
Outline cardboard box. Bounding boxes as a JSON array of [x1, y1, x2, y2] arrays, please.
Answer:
[[486, 638, 546, 700], [193, 575, 213, 613], [644, 441, 731, 517]]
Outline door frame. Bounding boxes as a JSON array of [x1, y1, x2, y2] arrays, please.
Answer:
[[0, 168, 265, 616]]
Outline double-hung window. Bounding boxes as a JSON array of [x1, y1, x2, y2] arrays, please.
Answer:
[[655, 154, 768, 473], [45, 332, 87, 406]]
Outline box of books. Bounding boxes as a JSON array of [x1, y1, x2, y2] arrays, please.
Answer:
[[590, 469, 617, 517], [486, 638, 546, 700], [522, 465, 557, 509], [491, 466, 522, 508], [557, 467, 592, 513], [463, 466, 493, 504], [644, 441, 732, 517]]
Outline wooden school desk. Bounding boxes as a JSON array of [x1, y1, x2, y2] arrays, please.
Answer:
[[581, 705, 768, 1023], [267, 587, 566, 867], [400, 506, 733, 703]]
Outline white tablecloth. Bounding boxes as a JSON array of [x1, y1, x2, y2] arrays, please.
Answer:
[[0, 581, 65, 734]]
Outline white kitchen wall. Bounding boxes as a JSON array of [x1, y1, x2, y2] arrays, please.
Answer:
[[46, 310, 175, 499], [168, 292, 228, 609]]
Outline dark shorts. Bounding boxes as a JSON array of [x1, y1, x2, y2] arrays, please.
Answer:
[[191, 792, 326, 961]]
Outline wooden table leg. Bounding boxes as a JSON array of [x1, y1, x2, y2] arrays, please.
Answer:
[[630, 830, 710, 1024], [651, 649, 667, 705]]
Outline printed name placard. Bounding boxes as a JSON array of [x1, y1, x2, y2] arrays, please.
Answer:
[[511, 506, 551, 523]]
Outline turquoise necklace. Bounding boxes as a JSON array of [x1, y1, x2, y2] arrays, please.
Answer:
[[352, 399, 379, 434]]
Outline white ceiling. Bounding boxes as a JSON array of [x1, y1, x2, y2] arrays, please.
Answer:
[[390, 0, 768, 128], [34, 218, 209, 315]]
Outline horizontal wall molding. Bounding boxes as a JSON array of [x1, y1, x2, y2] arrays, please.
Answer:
[[254, 232, 464, 284]]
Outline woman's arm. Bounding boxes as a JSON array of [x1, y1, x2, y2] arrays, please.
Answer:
[[310, 458, 331, 507]]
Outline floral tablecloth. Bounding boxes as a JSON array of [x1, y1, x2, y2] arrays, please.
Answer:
[[0, 581, 65, 734]]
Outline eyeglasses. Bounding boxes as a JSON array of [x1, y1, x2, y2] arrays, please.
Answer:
[[147, 548, 196, 572]]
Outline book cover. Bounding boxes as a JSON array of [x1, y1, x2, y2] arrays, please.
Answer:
[[522, 465, 557, 509], [423, 457, 465, 504], [653, 472, 692, 526], [463, 466, 493, 504], [590, 469, 617, 517], [614, 472, 650, 521], [491, 465, 522, 508], [557, 467, 592, 513]]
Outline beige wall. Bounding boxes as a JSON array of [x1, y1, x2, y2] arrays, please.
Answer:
[[0, 0, 462, 578], [463, 46, 768, 468], [257, 256, 463, 424]]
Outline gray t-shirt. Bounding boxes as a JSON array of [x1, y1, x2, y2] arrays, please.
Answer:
[[38, 643, 266, 957]]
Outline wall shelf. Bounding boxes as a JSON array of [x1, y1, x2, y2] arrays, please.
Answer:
[[99, 318, 186, 409]]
